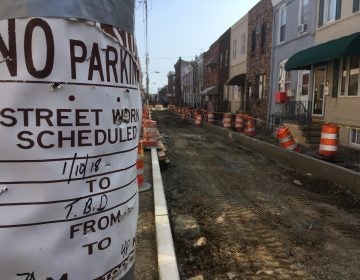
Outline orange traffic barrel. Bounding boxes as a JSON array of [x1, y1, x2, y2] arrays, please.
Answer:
[[180, 108, 186, 120], [276, 126, 300, 152], [202, 110, 207, 121], [186, 107, 190, 118], [319, 123, 339, 157], [142, 106, 150, 120], [142, 119, 158, 148], [136, 141, 152, 192], [136, 142, 145, 187], [235, 113, 244, 132], [195, 113, 202, 126], [244, 115, 256, 136], [223, 113, 231, 128], [208, 111, 214, 124]]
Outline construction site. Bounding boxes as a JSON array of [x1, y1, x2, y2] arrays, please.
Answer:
[[135, 106, 360, 280]]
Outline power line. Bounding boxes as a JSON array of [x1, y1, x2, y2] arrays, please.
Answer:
[[135, 0, 143, 11], [140, 55, 197, 60]]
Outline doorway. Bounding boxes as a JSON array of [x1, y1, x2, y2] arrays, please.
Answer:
[[312, 67, 326, 116]]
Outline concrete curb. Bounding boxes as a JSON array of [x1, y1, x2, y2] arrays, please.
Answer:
[[203, 122, 360, 194], [151, 148, 180, 280]]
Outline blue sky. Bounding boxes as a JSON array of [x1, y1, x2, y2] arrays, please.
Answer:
[[135, 0, 260, 94]]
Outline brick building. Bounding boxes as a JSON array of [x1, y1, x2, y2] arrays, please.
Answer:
[[201, 41, 220, 111], [174, 57, 192, 106], [167, 71, 175, 105], [218, 28, 231, 112], [157, 85, 167, 105], [246, 0, 273, 122]]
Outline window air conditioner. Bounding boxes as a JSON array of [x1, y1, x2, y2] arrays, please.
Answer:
[[287, 90, 295, 97], [298, 23, 308, 33]]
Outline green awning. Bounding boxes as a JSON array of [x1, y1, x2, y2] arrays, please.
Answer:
[[285, 32, 360, 70]]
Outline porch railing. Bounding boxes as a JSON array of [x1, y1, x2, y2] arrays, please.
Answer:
[[270, 101, 312, 129]]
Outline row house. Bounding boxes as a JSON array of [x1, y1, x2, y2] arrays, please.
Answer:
[[157, 85, 167, 105], [174, 55, 204, 109], [227, 14, 248, 113], [270, 0, 317, 125], [174, 57, 192, 106], [182, 63, 194, 107], [281, 0, 360, 149], [169, 0, 359, 150], [167, 71, 176, 105], [246, 0, 274, 122], [201, 40, 220, 111], [192, 54, 205, 109], [218, 28, 231, 112]]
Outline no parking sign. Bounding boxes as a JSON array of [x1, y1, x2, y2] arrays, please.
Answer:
[[0, 1, 140, 279]]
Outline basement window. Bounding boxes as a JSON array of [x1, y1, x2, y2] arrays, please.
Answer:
[[350, 128, 360, 145]]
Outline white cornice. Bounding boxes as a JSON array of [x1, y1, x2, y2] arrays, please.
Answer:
[[271, 0, 283, 7]]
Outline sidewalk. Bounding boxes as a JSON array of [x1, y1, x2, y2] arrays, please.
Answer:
[[134, 151, 158, 280], [210, 118, 360, 173]]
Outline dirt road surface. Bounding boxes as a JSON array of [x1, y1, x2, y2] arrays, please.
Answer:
[[153, 110, 360, 280]]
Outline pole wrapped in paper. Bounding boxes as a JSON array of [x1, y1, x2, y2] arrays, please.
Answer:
[[0, 1, 140, 279]]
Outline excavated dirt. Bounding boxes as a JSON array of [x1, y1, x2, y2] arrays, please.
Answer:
[[153, 110, 360, 280]]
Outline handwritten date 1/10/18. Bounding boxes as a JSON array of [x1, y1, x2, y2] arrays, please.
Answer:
[[62, 153, 102, 183]]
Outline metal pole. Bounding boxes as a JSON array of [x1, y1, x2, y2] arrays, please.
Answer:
[[145, 0, 149, 106]]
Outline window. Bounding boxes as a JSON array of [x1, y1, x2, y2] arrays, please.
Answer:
[[240, 34, 246, 55], [339, 56, 360, 96], [251, 29, 256, 53], [318, 0, 341, 27], [258, 75, 266, 99], [231, 86, 240, 100], [279, 5, 287, 43], [278, 60, 291, 92], [340, 58, 347, 96], [349, 57, 359, 96], [235, 86, 241, 100], [225, 49, 228, 67], [299, 0, 309, 25], [220, 53, 223, 69], [327, 0, 337, 22], [260, 24, 266, 48], [232, 39, 237, 58], [354, 0, 360, 12], [298, 71, 310, 96], [350, 128, 360, 145]]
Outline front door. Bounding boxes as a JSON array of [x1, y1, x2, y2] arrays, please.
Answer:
[[297, 70, 310, 109], [312, 67, 326, 116]]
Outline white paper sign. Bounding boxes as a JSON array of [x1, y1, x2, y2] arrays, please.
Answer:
[[0, 17, 141, 280]]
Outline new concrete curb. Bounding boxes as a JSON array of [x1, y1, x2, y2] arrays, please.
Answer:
[[151, 148, 180, 280], [203, 122, 360, 195]]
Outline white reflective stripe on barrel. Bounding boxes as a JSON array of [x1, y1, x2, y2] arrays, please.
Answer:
[[321, 133, 338, 139], [278, 135, 292, 144], [285, 143, 298, 151], [319, 144, 338, 151]]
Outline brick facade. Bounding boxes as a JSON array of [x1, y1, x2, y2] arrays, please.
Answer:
[[174, 58, 182, 106], [203, 41, 219, 88], [167, 71, 175, 105], [246, 0, 273, 122], [203, 41, 220, 111], [218, 28, 231, 112]]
